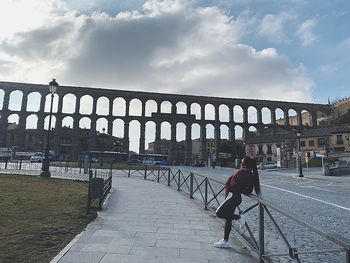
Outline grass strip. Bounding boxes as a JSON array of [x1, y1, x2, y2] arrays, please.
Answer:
[[0, 174, 97, 263]]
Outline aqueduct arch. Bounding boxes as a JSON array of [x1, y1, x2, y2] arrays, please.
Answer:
[[0, 81, 330, 163]]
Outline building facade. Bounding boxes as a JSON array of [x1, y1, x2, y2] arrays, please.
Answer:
[[330, 124, 350, 152], [244, 126, 349, 165]]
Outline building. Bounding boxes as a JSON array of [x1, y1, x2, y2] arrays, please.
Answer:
[[330, 124, 350, 152], [245, 127, 335, 166], [147, 139, 172, 155], [5, 123, 126, 161]]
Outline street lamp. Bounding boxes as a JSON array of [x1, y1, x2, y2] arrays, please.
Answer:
[[296, 131, 303, 178], [100, 128, 106, 166], [284, 143, 289, 168], [41, 79, 58, 178]]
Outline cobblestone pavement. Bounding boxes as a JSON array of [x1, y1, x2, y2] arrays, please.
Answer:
[[52, 176, 255, 263], [174, 166, 350, 263]]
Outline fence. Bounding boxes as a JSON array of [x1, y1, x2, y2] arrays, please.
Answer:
[[116, 164, 350, 263], [0, 160, 89, 181], [0, 159, 112, 214], [86, 169, 112, 213]]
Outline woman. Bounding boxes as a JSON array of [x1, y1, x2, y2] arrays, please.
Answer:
[[214, 157, 261, 248]]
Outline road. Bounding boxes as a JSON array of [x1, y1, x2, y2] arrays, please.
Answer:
[[173, 166, 350, 262]]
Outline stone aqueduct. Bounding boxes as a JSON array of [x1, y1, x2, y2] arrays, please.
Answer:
[[0, 81, 330, 163]]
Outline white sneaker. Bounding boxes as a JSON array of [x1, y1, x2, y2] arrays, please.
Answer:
[[239, 214, 246, 228], [214, 239, 229, 248]]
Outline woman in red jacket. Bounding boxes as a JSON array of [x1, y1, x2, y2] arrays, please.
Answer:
[[214, 156, 261, 248]]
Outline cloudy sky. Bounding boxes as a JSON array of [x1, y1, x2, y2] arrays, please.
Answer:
[[1, 0, 349, 104]]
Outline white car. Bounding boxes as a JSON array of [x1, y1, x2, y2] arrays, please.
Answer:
[[30, 152, 44, 162], [259, 161, 277, 169]]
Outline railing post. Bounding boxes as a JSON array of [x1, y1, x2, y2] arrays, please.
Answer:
[[177, 170, 181, 191], [19, 159, 22, 170], [128, 164, 131, 177], [190, 173, 194, 199], [259, 203, 265, 262], [157, 166, 160, 183], [167, 168, 171, 186], [5, 159, 8, 169], [99, 195, 103, 210], [204, 178, 208, 210], [86, 170, 93, 214], [144, 165, 147, 180]]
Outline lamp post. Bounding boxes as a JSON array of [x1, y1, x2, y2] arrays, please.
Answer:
[[296, 131, 303, 178], [100, 128, 106, 167], [41, 79, 58, 178], [284, 143, 289, 168]]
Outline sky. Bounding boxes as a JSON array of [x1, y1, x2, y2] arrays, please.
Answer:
[[0, 0, 349, 105]]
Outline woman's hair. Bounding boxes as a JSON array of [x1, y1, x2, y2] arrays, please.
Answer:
[[241, 157, 261, 196]]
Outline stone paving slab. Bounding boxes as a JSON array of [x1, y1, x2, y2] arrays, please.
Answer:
[[54, 176, 255, 263]]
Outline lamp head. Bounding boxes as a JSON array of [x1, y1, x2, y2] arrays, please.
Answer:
[[49, 79, 58, 94]]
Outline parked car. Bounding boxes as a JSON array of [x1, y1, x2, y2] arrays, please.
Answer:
[[30, 152, 44, 162], [30, 151, 55, 162], [127, 159, 142, 164], [193, 160, 206, 167], [258, 161, 277, 169]]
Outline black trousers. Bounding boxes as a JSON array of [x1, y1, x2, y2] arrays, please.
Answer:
[[216, 193, 242, 220], [216, 193, 242, 240]]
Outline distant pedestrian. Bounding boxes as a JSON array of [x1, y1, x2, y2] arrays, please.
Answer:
[[212, 155, 216, 168], [214, 157, 261, 248]]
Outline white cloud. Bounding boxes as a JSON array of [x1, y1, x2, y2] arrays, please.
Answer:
[[0, 0, 67, 40], [340, 36, 350, 47], [258, 12, 295, 43], [296, 19, 317, 47], [0, 0, 314, 104]]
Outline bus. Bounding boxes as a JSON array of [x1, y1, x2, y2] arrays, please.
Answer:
[[130, 153, 169, 165], [0, 147, 35, 161], [79, 151, 129, 164]]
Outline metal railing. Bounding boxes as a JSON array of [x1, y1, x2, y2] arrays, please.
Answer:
[[86, 169, 112, 213], [0, 160, 89, 181], [117, 164, 350, 263]]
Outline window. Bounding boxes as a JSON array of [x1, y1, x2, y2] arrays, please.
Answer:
[[267, 145, 272, 154], [336, 135, 343, 144], [61, 137, 72, 145], [318, 138, 326, 147], [300, 141, 305, 147], [334, 147, 345, 152], [290, 140, 297, 148], [309, 140, 314, 146], [258, 145, 263, 155]]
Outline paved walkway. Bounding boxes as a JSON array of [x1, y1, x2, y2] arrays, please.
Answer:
[[53, 176, 255, 263]]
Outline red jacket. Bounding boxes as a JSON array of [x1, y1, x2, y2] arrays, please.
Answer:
[[225, 169, 255, 195]]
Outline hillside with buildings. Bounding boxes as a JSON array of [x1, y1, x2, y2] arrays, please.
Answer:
[[245, 97, 350, 166]]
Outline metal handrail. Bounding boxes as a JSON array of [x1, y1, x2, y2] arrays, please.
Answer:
[[250, 195, 350, 251], [119, 164, 350, 263], [86, 169, 112, 213]]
